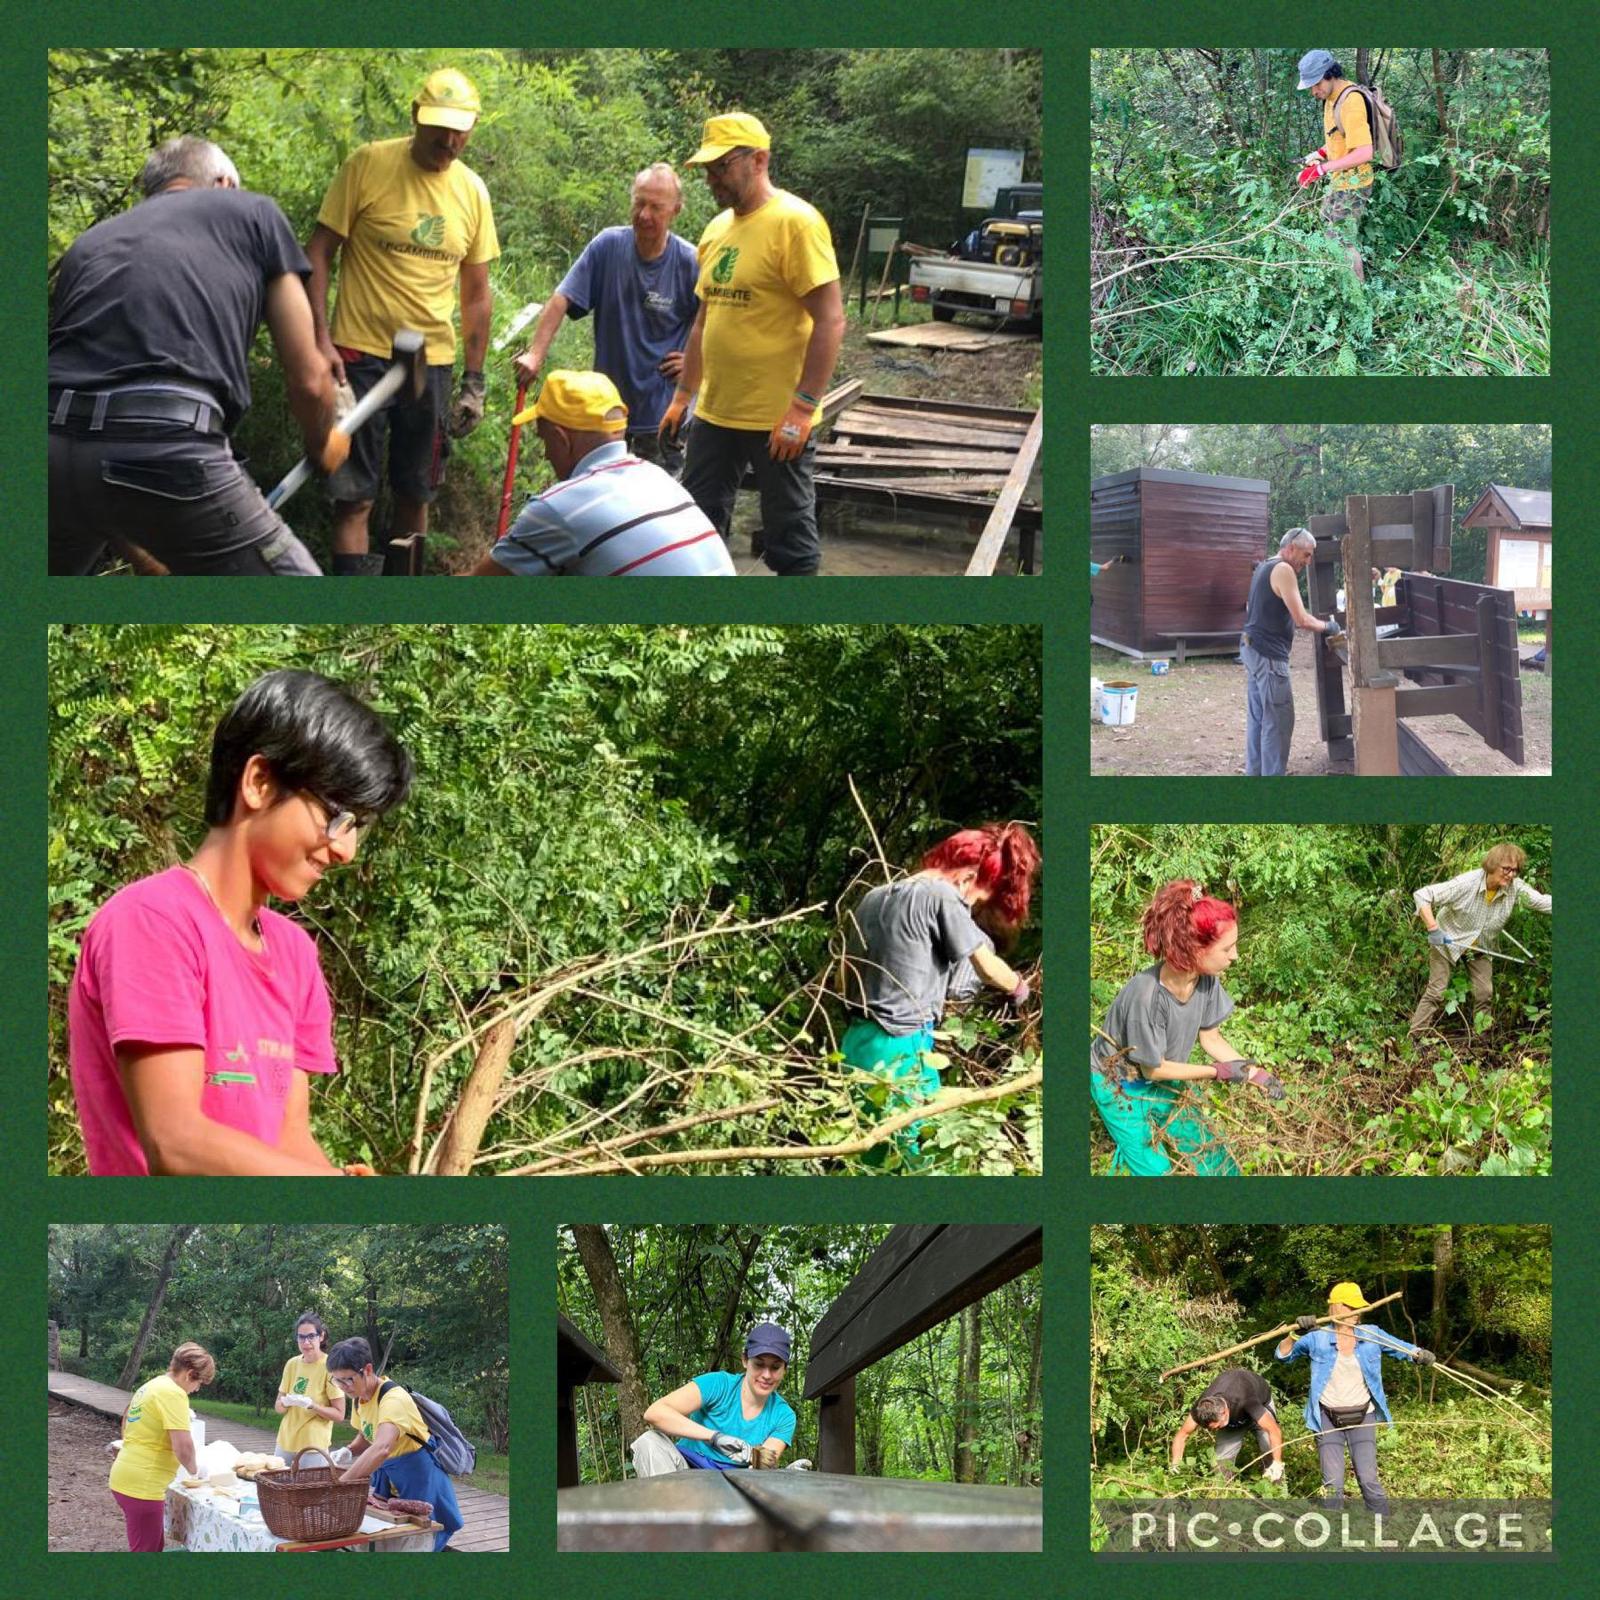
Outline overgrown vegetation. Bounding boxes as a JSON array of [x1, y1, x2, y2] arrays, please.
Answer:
[[561, 1226, 1042, 1485], [1092, 48, 1549, 375], [1090, 1226, 1551, 1549], [49, 1223, 509, 1470], [1090, 825, 1551, 1176], [49, 624, 1042, 1177], [48, 47, 1041, 565]]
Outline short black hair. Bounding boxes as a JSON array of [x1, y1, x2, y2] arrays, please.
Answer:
[[326, 1335, 374, 1374], [1324, 61, 1343, 82], [204, 669, 412, 827], [293, 1309, 327, 1342], [1192, 1394, 1228, 1427]]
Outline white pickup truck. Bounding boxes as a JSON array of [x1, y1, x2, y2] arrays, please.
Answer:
[[908, 207, 1042, 331]]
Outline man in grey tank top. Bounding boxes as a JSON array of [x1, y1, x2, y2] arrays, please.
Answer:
[[1240, 528, 1343, 775]]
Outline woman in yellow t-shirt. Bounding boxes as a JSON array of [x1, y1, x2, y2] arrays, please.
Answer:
[[274, 1310, 345, 1459], [108, 1340, 215, 1551], [326, 1335, 463, 1551]]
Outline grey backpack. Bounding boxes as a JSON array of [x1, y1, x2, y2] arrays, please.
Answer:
[[377, 1379, 477, 1476]]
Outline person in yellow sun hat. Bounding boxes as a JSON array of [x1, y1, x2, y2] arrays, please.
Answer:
[[306, 68, 500, 574], [470, 371, 734, 576], [1276, 1280, 1434, 1514], [660, 112, 845, 576]]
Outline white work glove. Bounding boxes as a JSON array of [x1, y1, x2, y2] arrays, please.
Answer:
[[785, 1458, 814, 1472], [711, 1431, 753, 1465], [330, 1447, 354, 1468], [333, 381, 358, 427], [1264, 1461, 1285, 1484], [281, 1392, 313, 1409]]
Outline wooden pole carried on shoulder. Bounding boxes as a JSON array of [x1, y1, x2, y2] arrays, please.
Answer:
[[1158, 1289, 1404, 1381]]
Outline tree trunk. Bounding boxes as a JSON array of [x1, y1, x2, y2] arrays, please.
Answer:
[[1431, 1225, 1455, 1353], [1431, 48, 1450, 138], [1356, 48, 1371, 86], [117, 1224, 196, 1388], [708, 1228, 764, 1371], [1017, 1299, 1043, 1484], [365, 1271, 381, 1355], [571, 1225, 649, 1450], [954, 1302, 982, 1483], [434, 1014, 522, 1175]]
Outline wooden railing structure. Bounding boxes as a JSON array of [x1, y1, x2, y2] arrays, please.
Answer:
[[1304, 486, 1525, 775]]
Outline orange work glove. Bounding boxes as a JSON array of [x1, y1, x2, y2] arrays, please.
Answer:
[[768, 397, 815, 462], [317, 429, 352, 475], [659, 387, 693, 444], [342, 1162, 378, 1177]]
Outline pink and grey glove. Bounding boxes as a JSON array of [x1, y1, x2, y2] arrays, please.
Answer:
[[1009, 977, 1032, 1009]]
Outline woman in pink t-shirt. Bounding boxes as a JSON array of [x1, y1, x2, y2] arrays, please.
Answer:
[[68, 670, 411, 1176]]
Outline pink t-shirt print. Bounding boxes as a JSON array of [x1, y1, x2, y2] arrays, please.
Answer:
[[67, 866, 337, 1175]]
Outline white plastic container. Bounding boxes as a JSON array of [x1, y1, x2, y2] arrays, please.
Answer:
[[1100, 681, 1139, 726], [1091, 677, 1104, 721]]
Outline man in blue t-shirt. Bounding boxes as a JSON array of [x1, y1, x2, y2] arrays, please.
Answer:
[[631, 1323, 798, 1475], [515, 163, 698, 475]]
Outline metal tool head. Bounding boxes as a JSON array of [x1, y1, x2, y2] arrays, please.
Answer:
[[392, 329, 427, 401]]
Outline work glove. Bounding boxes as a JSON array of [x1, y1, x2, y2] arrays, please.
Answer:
[[1008, 977, 1032, 1009], [343, 1163, 378, 1177], [1414, 1348, 1437, 1366], [1426, 929, 1453, 947], [659, 387, 693, 444], [450, 370, 487, 437], [281, 1393, 312, 1409], [1296, 162, 1324, 189], [1301, 147, 1329, 167], [769, 396, 816, 462], [711, 1432, 753, 1465], [1247, 1067, 1286, 1102], [333, 381, 357, 427], [1263, 1461, 1285, 1484], [330, 1447, 354, 1468], [785, 1458, 814, 1472], [1323, 620, 1346, 647], [1211, 1059, 1258, 1083], [316, 429, 352, 476], [1295, 1315, 1319, 1334]]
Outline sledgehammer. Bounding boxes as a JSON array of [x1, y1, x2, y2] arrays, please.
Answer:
[[266, 329, 427, 511]]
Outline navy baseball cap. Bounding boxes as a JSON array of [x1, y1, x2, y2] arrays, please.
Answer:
[[745, 1322, 791, 1361]]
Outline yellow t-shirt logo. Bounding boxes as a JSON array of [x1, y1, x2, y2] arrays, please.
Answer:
[[412, 214, 446, 248], [294, 1378, 308, 1394], [363, 1421, 374, 1440], [712, 246, 740, 285]]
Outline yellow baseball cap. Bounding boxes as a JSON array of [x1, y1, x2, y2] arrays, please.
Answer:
[[686, 112, 771, 165], [515, 371, 629, 432], [415, 69, 481, 131], [1327, 1281, 1371, 1309]]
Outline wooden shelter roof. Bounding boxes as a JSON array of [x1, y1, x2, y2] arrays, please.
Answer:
[[1462, 484, 1551, 533]]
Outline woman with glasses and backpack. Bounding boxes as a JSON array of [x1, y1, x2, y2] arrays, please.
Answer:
[[326, 1336, 466, 1551], [67, 669, 412, 1175]]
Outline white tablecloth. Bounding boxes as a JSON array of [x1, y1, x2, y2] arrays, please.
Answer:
[[164, 1480, 435, 1552]]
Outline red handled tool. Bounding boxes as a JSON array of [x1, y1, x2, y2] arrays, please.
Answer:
[[496, 380, 531, 543]]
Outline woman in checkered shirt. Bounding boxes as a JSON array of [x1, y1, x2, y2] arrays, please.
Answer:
[[1407, 843, 1551, 1036]]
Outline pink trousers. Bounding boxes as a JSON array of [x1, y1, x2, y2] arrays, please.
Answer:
[[112, 1489, 166, 1551]]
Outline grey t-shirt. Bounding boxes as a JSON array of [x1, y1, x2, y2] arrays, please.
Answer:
[[850, 878, 988, 1035], [1092, 964, 1234, 1080]]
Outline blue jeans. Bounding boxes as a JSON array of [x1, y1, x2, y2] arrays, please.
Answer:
[[1315, 1405, 1388, 1515], [1241, 639, 1294, 776]]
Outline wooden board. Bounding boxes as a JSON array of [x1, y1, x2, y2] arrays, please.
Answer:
[[866, 321, 1036, 351]]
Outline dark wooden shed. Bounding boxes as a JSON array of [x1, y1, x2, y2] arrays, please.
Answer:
[[1090, 467, 1271, 656]]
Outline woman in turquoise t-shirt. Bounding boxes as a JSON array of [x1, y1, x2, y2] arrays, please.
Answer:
[[632, 1323, 798, 1475]]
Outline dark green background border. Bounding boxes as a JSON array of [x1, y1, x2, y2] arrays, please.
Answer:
[[7, 1, 1592, 1596]]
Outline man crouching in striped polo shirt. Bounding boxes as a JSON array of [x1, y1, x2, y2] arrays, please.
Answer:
[[470, 370, 734, 576]]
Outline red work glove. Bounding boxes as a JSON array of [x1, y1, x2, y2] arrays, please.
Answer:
[[659, 387, 692, 444], [1297, 161, 1324, 189], [768, 397, 815, 461]]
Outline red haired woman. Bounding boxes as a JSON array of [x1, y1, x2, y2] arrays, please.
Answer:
[[844, 822, 1039, 1163], [1091, 880, 1282, 1176]]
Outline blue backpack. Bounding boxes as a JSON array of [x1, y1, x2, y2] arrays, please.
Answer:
[[377, 1379, 477, 1476]]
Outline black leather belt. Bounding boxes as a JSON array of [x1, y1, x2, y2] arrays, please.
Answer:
[[49, 387, 225, 435]]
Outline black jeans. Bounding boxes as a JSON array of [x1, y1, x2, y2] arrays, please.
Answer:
[[682, 417, 820, 575], [48, 426, 321, 575], [627, 427, 685, 480]]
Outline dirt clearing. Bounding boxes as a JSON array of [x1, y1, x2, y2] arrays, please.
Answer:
[[49, 1396, 135, 1551]]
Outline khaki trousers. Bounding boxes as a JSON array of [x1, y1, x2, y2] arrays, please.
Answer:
[[631, 1428, 691, 1477], [1407, 944, 1492, 1035]]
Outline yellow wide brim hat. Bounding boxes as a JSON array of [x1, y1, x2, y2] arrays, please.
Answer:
[[686, 112, 772, 165], [515, 370, 628, 432], [1327, 1281, 1371, 1310]]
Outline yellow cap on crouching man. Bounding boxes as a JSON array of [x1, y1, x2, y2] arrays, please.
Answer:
[[514, 371, 629, 431], [1327, 1281, 1372, 1310], [415, 68, 481, 130], [686, 112, 772, 165]]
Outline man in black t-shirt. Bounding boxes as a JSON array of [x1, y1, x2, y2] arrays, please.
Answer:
[[48, 136, 343, 575], [1169, 1367, 1286, 1481]]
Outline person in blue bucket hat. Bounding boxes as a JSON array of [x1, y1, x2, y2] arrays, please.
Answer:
[[631, 1322, 798, 1475]]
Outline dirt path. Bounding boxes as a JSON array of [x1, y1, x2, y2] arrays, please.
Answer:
[[49, 1396, 132, 1551], [1089, 635, 1552, 776]]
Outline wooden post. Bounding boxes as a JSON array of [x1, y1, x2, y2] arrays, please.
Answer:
[[1343, 495, 1399, 775], [557, 1383, 580, 1488], [816, 1376, 857, 1474], [1432, 483, 1454, 572], [1304, 530, 1351, 760], [1475, 593, 1504, 754]]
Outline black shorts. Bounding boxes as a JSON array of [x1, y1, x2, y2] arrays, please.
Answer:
[[326, 349, 453, 505]]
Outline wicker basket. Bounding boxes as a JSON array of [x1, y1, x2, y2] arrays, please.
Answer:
[[256, 1448, 369, 1543]]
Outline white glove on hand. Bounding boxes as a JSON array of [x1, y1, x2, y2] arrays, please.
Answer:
[[786, 1458, 814, 1472], [330, 1447, 354, 1468], [281, 1393, 312, 1409], [1264, 1461, 1285, 1484], [711, 1431, 753, 1465]]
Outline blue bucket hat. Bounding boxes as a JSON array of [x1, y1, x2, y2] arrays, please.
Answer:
[[1297, 49, 1337, 89], [744, 1322, 791, 1362]]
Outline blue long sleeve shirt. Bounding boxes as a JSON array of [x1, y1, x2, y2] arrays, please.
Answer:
[[1275, 1324, 1423, 1432]]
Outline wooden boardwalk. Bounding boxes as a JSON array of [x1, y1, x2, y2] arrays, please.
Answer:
[[48, 1369, 508, 1552]]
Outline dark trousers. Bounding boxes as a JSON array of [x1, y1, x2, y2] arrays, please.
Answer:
[[1315, 1406, 1389, 1515], [627, 427, 684, 479], [682, 417, 820, 575], [49, 426, 320, 575]]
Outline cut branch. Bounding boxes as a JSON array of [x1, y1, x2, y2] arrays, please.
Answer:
[[1159, 1291, 1403, 1380]]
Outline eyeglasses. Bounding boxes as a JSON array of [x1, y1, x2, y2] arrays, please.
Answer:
[[302, 791, 372, 842], [703, 148, 753, 181], [331, 1374, 360, 1391], [296, 1331, 322, 1342]]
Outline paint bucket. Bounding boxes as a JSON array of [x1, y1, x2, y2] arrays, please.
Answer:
[[1091, 677, 1104, 721], [1100, 681, 1139, 726], [1150, 659, 1170, 675]]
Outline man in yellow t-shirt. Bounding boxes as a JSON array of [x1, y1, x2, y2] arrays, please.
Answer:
[[659, 112, 845, 575], [1296, 50, 1376, 282], [307, 68, 500, 574]]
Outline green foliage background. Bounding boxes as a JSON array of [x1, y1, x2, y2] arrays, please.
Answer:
[[559, 1225, 1042, 1485], [46, 47, 1042, 563], [1092, 48, 1550, 374], [48, 623, 1042, 1177], [1090, 825, 1551, 1176]]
